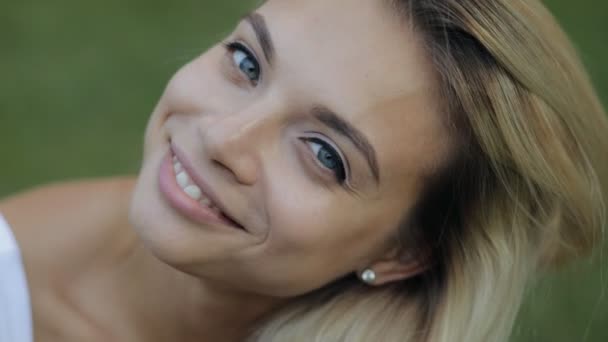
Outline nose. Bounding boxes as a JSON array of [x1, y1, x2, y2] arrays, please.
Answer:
[[198, 108, 277, 186]]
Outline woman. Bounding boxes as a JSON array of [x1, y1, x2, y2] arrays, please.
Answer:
[[1, 0, 606, 341]]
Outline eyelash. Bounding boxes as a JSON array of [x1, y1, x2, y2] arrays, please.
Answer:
[[301, 136, 348, 185], [222, 40, 261, 86]]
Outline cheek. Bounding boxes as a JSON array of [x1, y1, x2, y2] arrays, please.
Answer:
[[261, 171, 354, 253], [157, 48, 228, 114], [252, 189, 399, 289], [142, 46, 232, 156]]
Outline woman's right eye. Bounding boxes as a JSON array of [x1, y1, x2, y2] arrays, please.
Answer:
[[224, 41, 261, 85]]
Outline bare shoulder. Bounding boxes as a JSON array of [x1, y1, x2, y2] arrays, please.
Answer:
[[0, 177, 142, 342], [0, 176, 137, 280]]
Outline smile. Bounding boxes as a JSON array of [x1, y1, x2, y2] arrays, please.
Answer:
[[158, 143, 245, 231], [172, 155, 221, 210]]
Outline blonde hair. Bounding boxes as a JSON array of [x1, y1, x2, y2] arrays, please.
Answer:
[[249, 0, 608, 341]]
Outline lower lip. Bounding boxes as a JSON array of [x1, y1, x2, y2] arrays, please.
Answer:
[[158, 150, 241, 230]]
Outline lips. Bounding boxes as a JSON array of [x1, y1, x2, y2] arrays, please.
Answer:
[[171, 154, 222, 210], [158, 142, 245, 231]]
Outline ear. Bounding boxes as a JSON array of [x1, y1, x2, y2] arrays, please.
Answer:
[[359, 248, 429, 286]]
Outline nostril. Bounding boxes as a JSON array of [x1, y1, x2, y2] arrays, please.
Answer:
[[210, 155, 258, 186], [211, 159, 232, 176]]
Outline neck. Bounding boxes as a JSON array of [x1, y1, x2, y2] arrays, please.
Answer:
[[113, 231, 282, 342]]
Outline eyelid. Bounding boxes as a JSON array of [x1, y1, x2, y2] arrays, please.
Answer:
[[301, 132, 351, 182], [223, 40, 262, 85]]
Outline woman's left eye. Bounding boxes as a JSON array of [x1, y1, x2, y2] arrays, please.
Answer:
[[224, 41, 260, 85], [303, 137, 347, 184]]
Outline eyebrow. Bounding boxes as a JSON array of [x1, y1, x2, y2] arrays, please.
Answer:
[[244, 12, 275, 65], [312, 106, 380, 184]]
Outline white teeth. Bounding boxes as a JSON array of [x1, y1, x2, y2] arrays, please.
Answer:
[[184, 185, 202, 200], [173, 162, 183, 173], [172, 155, 217, 209], [176, 171, 190, 188]]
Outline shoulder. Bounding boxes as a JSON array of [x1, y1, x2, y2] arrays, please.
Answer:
[[0, 176, 137, 280], [0, 176, 136, 218], [0, 176, 140, 342]]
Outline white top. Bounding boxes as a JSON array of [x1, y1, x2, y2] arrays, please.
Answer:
[[0, 214, 33, 342]]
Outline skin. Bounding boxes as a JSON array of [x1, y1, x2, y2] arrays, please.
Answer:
[[1, 0, 450, 340]]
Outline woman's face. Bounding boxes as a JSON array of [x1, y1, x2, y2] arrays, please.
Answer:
[[130, 0, 448, 297]]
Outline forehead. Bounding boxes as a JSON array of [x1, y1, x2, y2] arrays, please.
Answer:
[[258, 0, 434, 103], [257, 0, 448, 186]]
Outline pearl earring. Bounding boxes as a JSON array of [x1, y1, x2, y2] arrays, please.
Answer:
[[360, 269, 376, 284]]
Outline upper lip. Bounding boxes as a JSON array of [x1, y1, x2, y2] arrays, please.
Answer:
[[170, 141, 245, 230]]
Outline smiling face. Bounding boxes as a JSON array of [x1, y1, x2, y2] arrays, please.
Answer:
[[130, 0, 450, 297]]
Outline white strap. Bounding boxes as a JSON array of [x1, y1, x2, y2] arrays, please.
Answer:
[[0, 214, 33, 342]]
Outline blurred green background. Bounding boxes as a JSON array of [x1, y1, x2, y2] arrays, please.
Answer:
[[1, 0, 606, 340]]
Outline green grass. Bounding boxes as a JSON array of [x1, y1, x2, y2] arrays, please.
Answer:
[[1, 0, 606, 340]]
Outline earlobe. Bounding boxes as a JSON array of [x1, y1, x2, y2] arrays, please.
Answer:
[[358, 253, 428, 286]]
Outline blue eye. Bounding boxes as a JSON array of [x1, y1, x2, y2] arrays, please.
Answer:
[[304, 137, 347, 183], [225, 41, 260, 84]]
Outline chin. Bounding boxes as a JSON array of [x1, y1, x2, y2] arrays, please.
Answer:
[[128, 144, 256, 277]]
